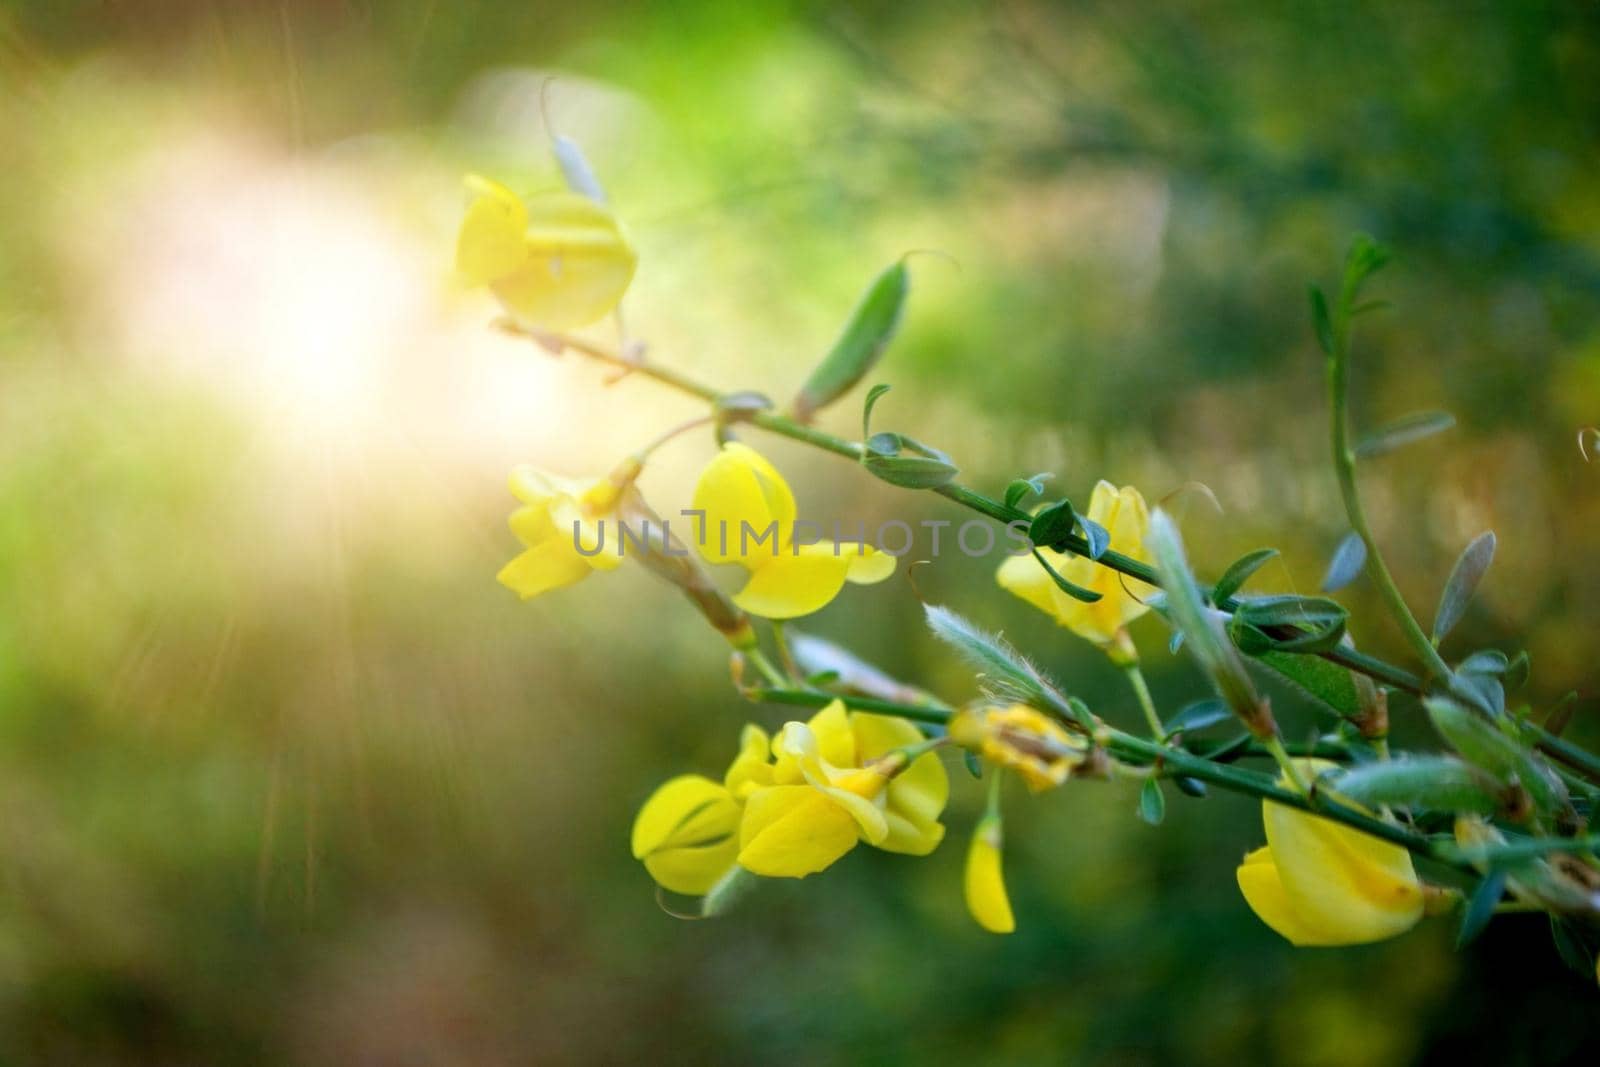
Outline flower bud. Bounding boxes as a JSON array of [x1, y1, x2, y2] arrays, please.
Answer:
[[949, 704, 1086, 792]]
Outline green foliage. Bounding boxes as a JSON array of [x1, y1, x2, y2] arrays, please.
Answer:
[[1434, 532, 1497, 644], [793, 261, 909, 421]]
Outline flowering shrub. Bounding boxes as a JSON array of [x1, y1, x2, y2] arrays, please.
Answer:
[[459, 149, 1600, 984]]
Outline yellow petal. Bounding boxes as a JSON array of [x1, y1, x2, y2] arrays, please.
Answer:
[[548, 497, 624, 573], [996, 485, 1155, 647], [630, 775, 740, 859], [965, 822, 1015, 934], [508, 503, 556, 547], [488, 193, 637, 332], [775, 716, 888, 843], [508, 464, 574, 507], [737, 785, 860, 878], [643, 838, 739, 897], [1261, 801, 1424, 945], [456, 174, 529, 286], [850, 712, 923, 760], [732, 552, 853, 619], [879, 806, 946, 856], [724, 724, 774, 799], [996, 550, 1060, 617], [1080, 480, 1154, 637], [839, 543, 896, 585], [1235, 846, 1344, 946], [851, 711, 949, 854], [690, 443, 798, 567], [807, 701, 858, 768], [496, 536, 595, 600]]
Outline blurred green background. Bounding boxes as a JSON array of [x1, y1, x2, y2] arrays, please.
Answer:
[[3, 1, 1600, 1063]]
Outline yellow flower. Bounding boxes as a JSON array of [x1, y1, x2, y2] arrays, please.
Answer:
[[736, 700, 947, 878], [630, 774, 742, 897], [631, 724, 773, 896], [965, 815, 1015, 934], [691, 443, 895, 619], [496, 462, 634, 600], [456, 174, 637, 332], [996, 481, 1154, 651], [1235, 761, 1424, 946], [948, 704, 1086, 792]]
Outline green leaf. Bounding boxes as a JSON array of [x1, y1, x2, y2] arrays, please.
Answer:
[[1028, 500, 1076, 550], [1458, 649, 1510, 676], [1147, 511, 1268, 734], [714, 390, 774, 418], [1309, 284, 1335, 357], [1004, 473, 1052, 510], [1320, 531, 1367, 593], [794, 262, 909, 421], [1342, 233, 1392, 298], [862, 453, 960, 489], [1433, 531, 1496, 643], [1354, 411, 1456, 459], [1335, 757, 1501, 815], [1251, 650, 1361, 719], [1164, 700, 1231, 737], [1138, 778, 1166, 826], [964, 750, 983, 779], [1457, 870, 1507, 949], [1212, 548, 1279, 604], [924, 603, 1069, 713], [1504, 650, 1530, 692], [1229, 595, 1348, 654], [865, 431, 901, 456], [1174, 776, 1208, 799], [1426, 697, 1569, 820], [1031, 549, 1102, 603], [861, 383, 892, 440]]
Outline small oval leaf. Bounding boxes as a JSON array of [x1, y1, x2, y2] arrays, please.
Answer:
[[1321, 531, 1367, 593], [795, 263, 909, 421], [1031, 549, 1102, 603], [1028, 500, 1077, 551], [1354, 410, 1456, 459], [1138, 778, 1166, 826], [1433, 531, 1496, 643], [1458, 870, 1507, 948], [1005, 473, 1052, 510], [1212, 548, 1279, 604], [1079, 516, 1110, 560], [1309, 284, 1335, 357], [1164, 699, 1232, 737], [861, 453, 959, 489]]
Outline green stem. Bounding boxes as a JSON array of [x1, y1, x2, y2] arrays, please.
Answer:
[[1122, 662, 1164, 740], [746, 685, 1475, 873], [1326, 306, 1453, 684], [1260, 734, 1311, 795], [532, 329, 1570, 730], [1527, 723, 1600, 787], [744, 649, 789, 690], [748, 686, 952, 726], [770, 621, 800, 680], [1441, 833, 1600, 866]]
